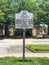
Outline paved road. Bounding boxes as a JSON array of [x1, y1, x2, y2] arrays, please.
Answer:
[[0, 42, 22, 47], [0, 39, 49, 57], [0, 41, 49, 47], [30, 41, 49, 44]]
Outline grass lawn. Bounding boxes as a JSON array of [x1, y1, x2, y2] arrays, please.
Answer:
[[26, 44, 49, 51], [0, 57, 49, 65]]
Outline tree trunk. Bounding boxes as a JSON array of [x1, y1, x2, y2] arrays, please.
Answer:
[[5, 21, 9, 37]]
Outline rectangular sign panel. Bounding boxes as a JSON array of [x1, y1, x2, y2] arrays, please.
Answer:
[[15, 10, 34, 29]]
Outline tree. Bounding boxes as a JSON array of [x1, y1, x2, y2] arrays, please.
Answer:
[[0, 11, 5, 26], [0, 0, 49, 27], [37, 1, 49, 24]]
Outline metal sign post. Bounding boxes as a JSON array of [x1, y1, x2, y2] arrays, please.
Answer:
[[15, 10, 34, 62], [23, 29, 26, 62]]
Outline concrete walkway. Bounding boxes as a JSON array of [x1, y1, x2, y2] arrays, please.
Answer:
[[0, 38, 49, 42], [0, 51, 49, 58]]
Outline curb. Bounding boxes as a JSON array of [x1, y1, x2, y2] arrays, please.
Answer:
[[26, 47, 49, 53]]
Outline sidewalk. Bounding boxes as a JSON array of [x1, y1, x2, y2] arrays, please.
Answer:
[[0, 52, 49, 57], [0, 38, 49, 43]]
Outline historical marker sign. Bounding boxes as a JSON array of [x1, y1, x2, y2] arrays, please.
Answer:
[[15, 10, 34, 29], [15, 10, 34, 62]]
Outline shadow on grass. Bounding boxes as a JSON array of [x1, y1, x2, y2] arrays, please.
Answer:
[[16, 59, 32, 62]]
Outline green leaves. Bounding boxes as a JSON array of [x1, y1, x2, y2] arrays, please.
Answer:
[[0, 0, 49, 27], [0, 10, 5, 25]]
